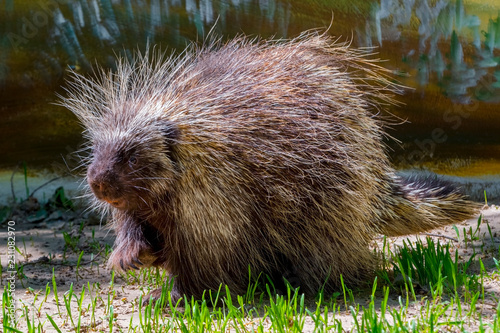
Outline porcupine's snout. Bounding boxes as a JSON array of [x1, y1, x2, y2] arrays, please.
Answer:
[[87, 163, 127, 209]]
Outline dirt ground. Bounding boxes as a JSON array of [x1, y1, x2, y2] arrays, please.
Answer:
[[1, 200, 500, 331]]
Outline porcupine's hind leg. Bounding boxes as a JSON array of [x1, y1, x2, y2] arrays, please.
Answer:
[[143, 274, 185, 306], [280, 222, 377, 295], [290, 246, 377, 295]]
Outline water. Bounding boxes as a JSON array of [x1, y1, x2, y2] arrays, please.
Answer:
[[1, 0, 500, 181]]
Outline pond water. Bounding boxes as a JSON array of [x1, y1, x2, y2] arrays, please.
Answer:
[[1, 0, 500, 182]]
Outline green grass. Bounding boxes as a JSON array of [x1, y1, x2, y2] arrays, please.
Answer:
[[4, 214, 500, 332], [393, 237, 479, 295]]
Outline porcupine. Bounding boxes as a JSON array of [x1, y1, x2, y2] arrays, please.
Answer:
[[61, 32, 478, 303]]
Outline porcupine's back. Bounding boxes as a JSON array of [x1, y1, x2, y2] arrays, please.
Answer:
[[151, 34, 402, 295]]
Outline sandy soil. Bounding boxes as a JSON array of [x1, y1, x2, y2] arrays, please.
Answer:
[[1, 202, 500, 332]]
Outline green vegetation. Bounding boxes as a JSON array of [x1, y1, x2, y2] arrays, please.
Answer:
[[3, 213, 500, 332]]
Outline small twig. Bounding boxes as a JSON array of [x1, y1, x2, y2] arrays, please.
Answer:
[[29, 175, 64, 198], [375, 233, 459, 242], [421, 233, 458, 242]]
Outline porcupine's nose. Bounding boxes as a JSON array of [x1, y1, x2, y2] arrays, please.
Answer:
[[89, 178, 106, 195], [88, 174, 109, 198], [86, 161, 129, 209], [87, 163, 116, 199]]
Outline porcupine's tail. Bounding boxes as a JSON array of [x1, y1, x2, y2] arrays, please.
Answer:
[[374, 173, 480, 236]]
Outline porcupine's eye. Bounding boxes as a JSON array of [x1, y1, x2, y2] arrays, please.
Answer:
[[128, 156, 138, 168]]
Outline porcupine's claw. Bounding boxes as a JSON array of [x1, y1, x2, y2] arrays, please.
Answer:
[[119, 257, 139, 270]]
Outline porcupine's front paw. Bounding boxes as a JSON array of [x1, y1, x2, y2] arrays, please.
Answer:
[[108, 238, 157, 272]]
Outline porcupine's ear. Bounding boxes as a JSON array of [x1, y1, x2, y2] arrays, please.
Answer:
[[160, 120, 180, 160]]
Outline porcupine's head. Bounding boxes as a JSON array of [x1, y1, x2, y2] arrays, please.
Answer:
[[60, 52, 182, 214], [84, 110, 179, 212]]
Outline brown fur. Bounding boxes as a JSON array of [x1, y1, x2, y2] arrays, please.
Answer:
[[61, 32, 479, 302]]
